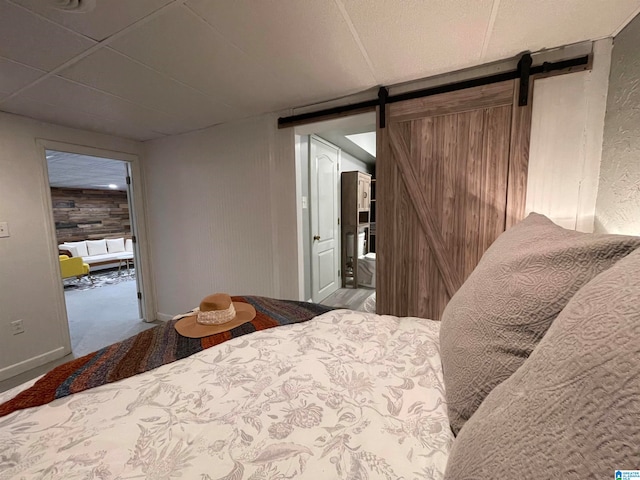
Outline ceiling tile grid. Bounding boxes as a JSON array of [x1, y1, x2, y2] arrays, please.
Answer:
[[1, 0, 640, 141], [17, 75, 189, 136], [342, 0, 495, 84], [109, 5, 301, 114], [47, 151, 128, 191], [1, 94, 165, 140], [10, 0, 173, 41], [0, 1, 96, 71], [185, 0, 377, 105], [0, 57, 45, 96], [58, 47, 241, 131], [484, 0, 640, 62]]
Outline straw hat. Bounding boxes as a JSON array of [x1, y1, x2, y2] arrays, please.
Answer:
[[174, 293, 256, 338]]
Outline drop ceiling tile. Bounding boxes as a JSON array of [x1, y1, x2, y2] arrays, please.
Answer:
[[485, 0, 640, 62], [11, 0, 173, 41], [20, 75, 191, 135], [342, 0, 494, 84], [0, 57, 45, 95], [1, 95, 163, 141], [59, 47, 241, 129], [110, 5, 300, 113], [0, 1, 96, 71], [185, 0, 376, 106]]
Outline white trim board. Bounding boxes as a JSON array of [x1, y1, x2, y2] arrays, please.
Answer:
[[0, 347, 66, 382]]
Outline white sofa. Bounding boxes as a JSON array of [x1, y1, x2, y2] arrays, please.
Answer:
[[58, 238, 134, 271]]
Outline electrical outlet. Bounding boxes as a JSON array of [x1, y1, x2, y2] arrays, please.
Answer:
[[0, 222, 9, 238], [11, 320, 24, 335]]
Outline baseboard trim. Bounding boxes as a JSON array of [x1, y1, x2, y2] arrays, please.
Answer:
[[0, 346, 67, 382], [156, 312, 173, 321]]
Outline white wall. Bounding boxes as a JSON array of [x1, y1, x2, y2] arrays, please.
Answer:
[[340, 150, 371, 174], [595, 14, 640, 235], [144, 113, 299, 319], [526, 39, 612, 232], [0, 111, 143, 380]]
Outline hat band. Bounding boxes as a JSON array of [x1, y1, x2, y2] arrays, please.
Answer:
[[197, 303, 236, 325]]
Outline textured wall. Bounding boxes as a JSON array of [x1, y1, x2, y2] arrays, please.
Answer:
[[526, 39, 612, 232], [51, 187, 130, 243], [595, 14, 640, 234]]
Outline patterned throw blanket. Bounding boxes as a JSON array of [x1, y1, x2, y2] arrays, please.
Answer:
[[0, 296, 335, 418]]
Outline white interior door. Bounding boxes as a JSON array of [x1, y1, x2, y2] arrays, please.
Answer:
[[310, 136, 340, 303]]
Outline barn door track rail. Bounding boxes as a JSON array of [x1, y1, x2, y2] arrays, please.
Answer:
[[278, 52, 589, 129]]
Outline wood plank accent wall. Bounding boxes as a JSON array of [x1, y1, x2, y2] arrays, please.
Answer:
[[377, 80, 533, 320], [50, 187, 131, 243]]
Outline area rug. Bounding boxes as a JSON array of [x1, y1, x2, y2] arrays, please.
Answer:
[[63, 268, 136, 291], [0, 296, 336, 418]]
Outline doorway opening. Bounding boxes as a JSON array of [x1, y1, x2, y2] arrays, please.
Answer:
[[46, 150, 155, 356], [294, 112, 377, 311]]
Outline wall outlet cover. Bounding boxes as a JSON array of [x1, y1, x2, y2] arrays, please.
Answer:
[[0, 222, 9, 238], [11, 319, 24, 335]]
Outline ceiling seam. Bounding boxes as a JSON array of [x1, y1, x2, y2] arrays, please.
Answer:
[[612, 4, 640, 36], [34, 72, 207, 130], [332, 0, 378, 84], [0, 54, 47, 72], [181, 3, 309, 104], [5, 0, 99, 41], [102, 46, 239, 111], [480, 0, 500, 60], [6, 94, 167, 140], [0, 0, 189, 108]]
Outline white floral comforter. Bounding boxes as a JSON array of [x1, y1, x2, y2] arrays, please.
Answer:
[[0, 310, 452, 480]]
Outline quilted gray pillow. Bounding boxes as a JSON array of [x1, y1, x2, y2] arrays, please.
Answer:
[[440, 213, 640, 434], [444, 247, 640, 478]]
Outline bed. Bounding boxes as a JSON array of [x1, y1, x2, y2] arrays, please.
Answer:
[[0, 309, 451, 479], [1, 213, 639, 479]]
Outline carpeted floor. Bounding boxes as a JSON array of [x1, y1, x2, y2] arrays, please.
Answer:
[[0, 271, 161, 393], [64, 269, 159, 356]]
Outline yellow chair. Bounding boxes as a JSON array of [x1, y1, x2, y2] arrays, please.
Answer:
[[59, 255, 92, 283]]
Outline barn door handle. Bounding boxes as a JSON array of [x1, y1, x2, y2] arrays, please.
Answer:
[[313, 235, 321, 241]]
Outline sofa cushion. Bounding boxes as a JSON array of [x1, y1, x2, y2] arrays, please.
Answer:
[[86, 239, 107, 256], [106, 238, 125, 253], [83, 252, 131, 265], [440, 213, 640, 434], [125, 238, 133, 253], [64, 241, 88, 257], [444, 248, 640, 479], [59, 244, 78, 258]]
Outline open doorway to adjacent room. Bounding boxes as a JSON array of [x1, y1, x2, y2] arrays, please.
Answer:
[[45, 149, 156, 356], [294, 112, 377, 312]]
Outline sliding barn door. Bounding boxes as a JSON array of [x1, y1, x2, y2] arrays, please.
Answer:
[[377, 80, 532, 319]]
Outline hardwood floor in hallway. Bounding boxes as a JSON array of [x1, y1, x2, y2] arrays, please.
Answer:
[[319, 287, 375, 310]]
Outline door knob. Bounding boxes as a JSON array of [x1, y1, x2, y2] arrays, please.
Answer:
[[313, 235, 321, 241]]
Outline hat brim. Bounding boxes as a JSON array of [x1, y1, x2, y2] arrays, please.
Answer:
[[174, 302, 256, 338]]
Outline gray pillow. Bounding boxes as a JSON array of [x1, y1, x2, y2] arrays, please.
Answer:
[[444, 247, 640, 479], [440, 213, 640, 434]]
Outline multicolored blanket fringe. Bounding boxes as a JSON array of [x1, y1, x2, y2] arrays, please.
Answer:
[[0, 296, 335, 418]]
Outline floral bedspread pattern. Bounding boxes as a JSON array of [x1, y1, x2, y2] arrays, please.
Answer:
[[0, 310, 452, 480]]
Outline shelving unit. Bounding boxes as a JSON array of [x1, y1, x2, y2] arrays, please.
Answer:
[[341, 171, 371, 288], [369, 178, 376, 253]]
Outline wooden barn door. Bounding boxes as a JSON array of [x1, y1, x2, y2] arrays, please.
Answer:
[[376, 80, 532, 319]]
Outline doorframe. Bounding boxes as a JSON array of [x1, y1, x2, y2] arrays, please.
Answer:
[[36, 139, 156, 338], [293, 113, 376, 301]]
